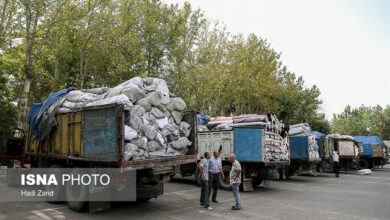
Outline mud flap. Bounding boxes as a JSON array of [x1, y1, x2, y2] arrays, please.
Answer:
[[242, 179, 253, 192]]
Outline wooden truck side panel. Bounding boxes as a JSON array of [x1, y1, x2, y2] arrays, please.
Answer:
[[25, 111, 85, 159]]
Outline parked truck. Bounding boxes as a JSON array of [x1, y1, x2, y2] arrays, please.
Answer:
[[288, 135, 322, 176], [176, 113, 290, 191], [322, 134, 359, 171], [4, 104, 197, 211], [353, 136, 388, 169]]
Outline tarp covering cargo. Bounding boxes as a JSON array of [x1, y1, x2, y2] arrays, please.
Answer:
[[354, 136, 387, 158], [312, 131, 325, 138], [27, 77, 192, 161], [28, 87, 75, 141], [353, 136, 386, 148]]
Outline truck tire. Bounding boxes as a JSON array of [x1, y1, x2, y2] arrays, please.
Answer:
[[137, 197, 152, 202], [46, 164, 66, 203], [252, 177, 263, 188], [322, 161, 333, 173], [219, 165, 232, 191], [312, 165, 318, 177], [194, 168, 201, 186], [66, 168, 88, 212], [358, 159, 369, 169], [278, 168, 287, 181]]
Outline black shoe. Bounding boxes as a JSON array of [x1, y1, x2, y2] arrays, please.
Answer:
[[212, 200, 218, 203], [232, 206, 241, 210]]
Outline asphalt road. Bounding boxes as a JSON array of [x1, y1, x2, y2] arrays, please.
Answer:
[[0, 166, 389, 220]]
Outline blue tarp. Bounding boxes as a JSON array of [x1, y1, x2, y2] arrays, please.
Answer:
[[28, 87, 75, 140], [353, 136, 386, 148], [27, 103, 43, 130], [196, 111, 211, 125], [312, 131, 325, 138]]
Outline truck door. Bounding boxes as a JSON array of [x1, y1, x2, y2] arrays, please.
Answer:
[[4, 128, 25, 160]]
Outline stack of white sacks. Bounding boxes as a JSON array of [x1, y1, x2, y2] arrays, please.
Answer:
[[55, 77, 192, 161], [288, 123, 320, 161], [264, 132, 290, 162]]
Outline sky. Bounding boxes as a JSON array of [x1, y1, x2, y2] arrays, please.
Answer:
[[164, 0, 390, 119]]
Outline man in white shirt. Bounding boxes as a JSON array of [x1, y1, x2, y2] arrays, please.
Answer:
[[332, 151, 339, 177], [208, 150, 225, 203]]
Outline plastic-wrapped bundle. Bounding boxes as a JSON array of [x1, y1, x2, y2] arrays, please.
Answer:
[[140, 123, 158, 140], [179, 122, 191, 137], [288, 123, 312, 136], [86, 94, 133, 110], [124, 125, 138, 141], [124, 143, 138, 161], [81, 87, 109, 95], [169, 137, 192, 150]]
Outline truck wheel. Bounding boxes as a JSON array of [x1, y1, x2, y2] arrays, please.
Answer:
[[137, 197, 152, 202], [322, 161, 333, 173], [358, 159, 369, 169], [252, 177, 263, 188], [278, 168, 287, 181], [194, 168, 201, 186], [312, 165, 318, 177], [66, 168, 88, 212], [219, 165, 232, 191], [46, 164, 66, 203]]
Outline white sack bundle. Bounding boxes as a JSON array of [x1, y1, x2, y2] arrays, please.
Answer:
[[86, 94, 133, 110], [124, 125, 138, 141], [169, 137, 192, 150]]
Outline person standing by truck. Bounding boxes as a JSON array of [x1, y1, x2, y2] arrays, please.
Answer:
[[333, 151, 340, 177], [208, 150, 225, 203], [229, 154, 242, 210], [198, 152, 213, 210]]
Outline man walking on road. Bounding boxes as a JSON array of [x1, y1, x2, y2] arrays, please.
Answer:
[[333, 150, 340, 177], [198, 152, 213, 210], [208, 150, 225, 203], [229, 154, 242, 210]]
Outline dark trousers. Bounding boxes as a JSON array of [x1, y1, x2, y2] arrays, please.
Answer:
[[200, 180, 209, 207], [208, 173, 219, 201], [333, 162, 339, 176]]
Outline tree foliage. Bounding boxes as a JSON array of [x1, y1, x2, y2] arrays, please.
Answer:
[[0, 0, 329, 140], [332, 105, 390, 139]]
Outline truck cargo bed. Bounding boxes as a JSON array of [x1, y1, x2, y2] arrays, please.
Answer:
[[24, 104, 197, 168]]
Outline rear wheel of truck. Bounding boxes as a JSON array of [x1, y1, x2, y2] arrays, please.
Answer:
[[278, 168, 287, 181], [322, 161, 333, 173], [194, 168, 201, 186], [137, 197, 152, 202], [66, 168, 88, 212], [312, 165, 318, 177], [46, 164, 66, 204], [358, 159, 369, 169], [252, 177, 263, 188], [219, 165, 232, 191]]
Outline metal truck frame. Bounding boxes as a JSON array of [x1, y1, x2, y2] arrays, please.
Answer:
[[176, 124, 290, 192], [4, 104, 197, 212]]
